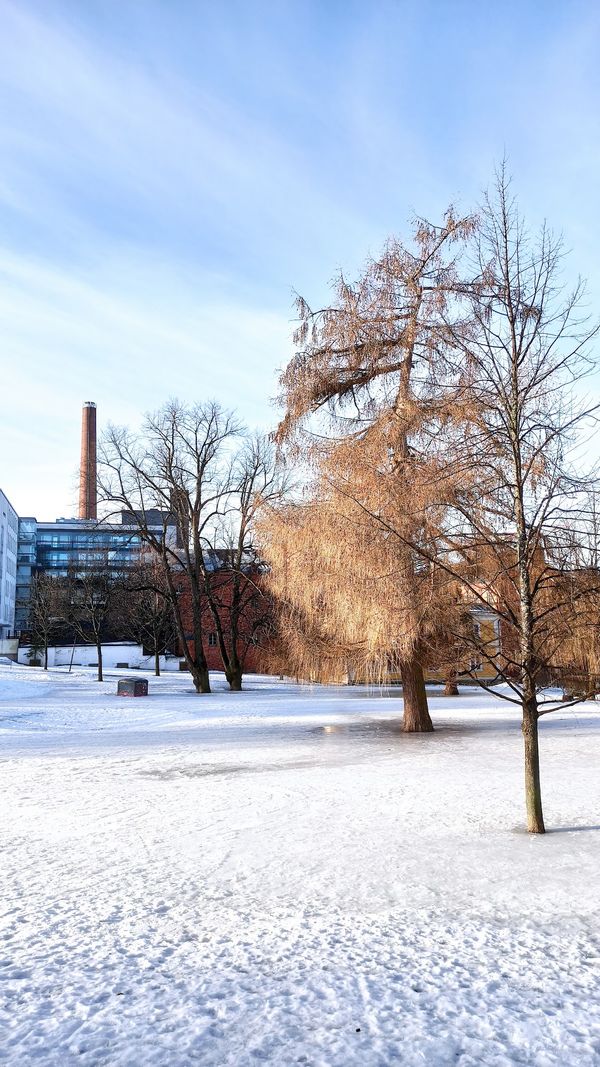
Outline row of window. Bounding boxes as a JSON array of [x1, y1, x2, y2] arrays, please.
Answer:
[[38, 551, 138, 565], [36, 534, 141, 548]]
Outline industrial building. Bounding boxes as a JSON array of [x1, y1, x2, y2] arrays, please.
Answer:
[[14, 515, 164, 632], [14, 402, 177, 634]]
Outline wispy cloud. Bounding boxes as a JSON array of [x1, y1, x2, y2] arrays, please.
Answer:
[[0, 246, 291, 516], [0, 1, 378, 280], [1, 0, 600, 516]]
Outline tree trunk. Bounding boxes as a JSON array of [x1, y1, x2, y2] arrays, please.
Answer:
[[44, 642, 48, 671], [164, 567, 210, 693], [97, 641, 103, 682], [226, 663, 243, 691], [522, 699, 545, 833], [155, 650, 161, 676], [177, 634, 211, 693], [444, 671, 459, 696], [210, 592, 237, 689], [401, 656, 433, 732], [584, 672, 596, 700], [191, 663, 211, 693]]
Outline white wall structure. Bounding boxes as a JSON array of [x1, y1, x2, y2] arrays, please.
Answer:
[[17, 641, 182, 672], [0, 489, 18, 640]]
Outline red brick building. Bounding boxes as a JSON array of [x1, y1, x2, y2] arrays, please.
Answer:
[[177, 564, 271, 674]]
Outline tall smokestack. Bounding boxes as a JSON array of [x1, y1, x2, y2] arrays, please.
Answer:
[[78, 401, 97, 520]]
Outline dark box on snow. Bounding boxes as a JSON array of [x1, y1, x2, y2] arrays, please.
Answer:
[[117, 678, 148, 697]]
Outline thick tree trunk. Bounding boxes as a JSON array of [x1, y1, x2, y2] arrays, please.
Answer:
[[210, 592, 240, 691], [401, 656, 433, 732], [226, 664, 243, 691], [163, 565, 210, 693], [522, 699, 545, 833], [154, 650, 161, 676], [191, 664, 211, 694], [178, 634, 210, 693], [97, 641, 103, 682], [185, 649, 210, 692], [43, 643, 48, 671], [170, 602, 210, 692]]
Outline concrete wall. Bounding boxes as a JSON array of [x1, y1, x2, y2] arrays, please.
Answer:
[[18, 642, 182, 672], [0, 638, 19, 660]]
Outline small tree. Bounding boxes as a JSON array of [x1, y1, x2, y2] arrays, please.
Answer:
[[451, 173, 599, 832], [61, 562, 128, 682], [123, 556, 178, 676], [204, 435, 284, 690], [28, 572, 63, 670]]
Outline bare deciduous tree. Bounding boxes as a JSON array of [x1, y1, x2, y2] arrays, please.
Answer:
[[99, 402, 284, 693], [60, 562, 128, 682], [27, 572, 63, 670], [205, 434, 284, 690], [123, 556, 178, 676]]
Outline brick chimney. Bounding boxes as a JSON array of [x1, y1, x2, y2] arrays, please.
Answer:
[[78, 402, 97, 520]]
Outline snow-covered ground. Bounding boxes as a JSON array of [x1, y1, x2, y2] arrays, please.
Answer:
[[1, 664, 599, 1066]]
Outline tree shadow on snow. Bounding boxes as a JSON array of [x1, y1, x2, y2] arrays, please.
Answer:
[[546, 824, 600, 834]]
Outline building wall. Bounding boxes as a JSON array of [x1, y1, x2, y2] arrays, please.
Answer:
[[34, 519, 143, 577], [0, 490, 18, 639], [177, 568, 270, 674], [423, 614, 501, 685], [17, 642, 181, 671], [15, 517, 37, 633]]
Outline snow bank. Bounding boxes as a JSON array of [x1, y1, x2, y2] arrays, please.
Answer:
[[0, 663, 54, 702], [0, 668, 598, 1064]]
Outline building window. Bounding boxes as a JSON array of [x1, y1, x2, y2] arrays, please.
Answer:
[[207, 632, 217, 647]]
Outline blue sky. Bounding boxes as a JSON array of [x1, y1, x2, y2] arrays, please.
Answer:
[[1, 0, 600, 516]]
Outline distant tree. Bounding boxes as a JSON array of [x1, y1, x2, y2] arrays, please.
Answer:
[[123, 556, 178, 676], [28, 572, 63, 670], [203, 435, 283, 690], [541, 558, 600, 701], [61, 561, 128, 682], [99, 403, 285, 693], [549, 499, 600, 699]]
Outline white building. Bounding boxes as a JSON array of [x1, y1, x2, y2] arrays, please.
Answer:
[[0, 489, 18, 639]]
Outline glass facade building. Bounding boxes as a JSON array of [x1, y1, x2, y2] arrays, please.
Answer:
[[34, 525, 142, 576], [14, 514, 173, 633]]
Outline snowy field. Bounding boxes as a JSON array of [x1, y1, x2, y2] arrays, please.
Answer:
[[1, 664, 599, 1066]]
